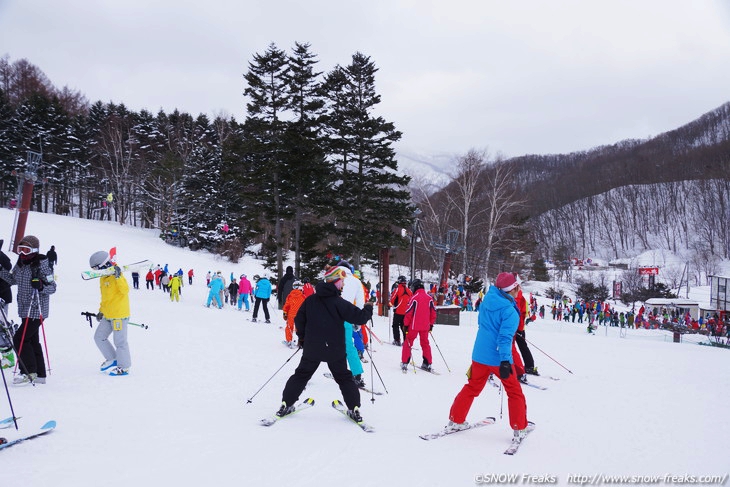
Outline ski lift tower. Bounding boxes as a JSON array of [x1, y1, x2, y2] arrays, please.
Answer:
[[433, 229, 464, 298], [10, 151, 42, 254]]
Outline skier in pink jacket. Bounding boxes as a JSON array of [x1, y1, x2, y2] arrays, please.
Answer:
[[401, 279, 437, 372]]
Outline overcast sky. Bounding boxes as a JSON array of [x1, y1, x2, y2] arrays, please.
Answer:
[[1, 0, 729, 174]]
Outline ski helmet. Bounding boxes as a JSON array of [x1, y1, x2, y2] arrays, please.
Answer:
[[253, 274, 261, 281], [89, 250, 110, 269], [410, 279, 424, 291], [398, 275, 407, 284], [292, 280, 303, 290]]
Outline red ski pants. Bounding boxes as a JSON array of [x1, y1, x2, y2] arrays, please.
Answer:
[[449, 361, 528, 430]]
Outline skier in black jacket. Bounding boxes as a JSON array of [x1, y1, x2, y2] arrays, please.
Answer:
[[277, 266, 374, 423]]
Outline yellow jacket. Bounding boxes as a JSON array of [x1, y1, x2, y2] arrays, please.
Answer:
[[99, 274, 130, 319]]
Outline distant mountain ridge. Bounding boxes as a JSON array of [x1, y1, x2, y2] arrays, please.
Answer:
[[508, 101, 730, 216]]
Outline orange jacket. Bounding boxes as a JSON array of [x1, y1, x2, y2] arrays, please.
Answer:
[[283, 289, 306, 327]]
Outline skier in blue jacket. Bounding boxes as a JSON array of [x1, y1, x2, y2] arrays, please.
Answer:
[[252, 274, 272, 323], [206, 272, 225, 309]]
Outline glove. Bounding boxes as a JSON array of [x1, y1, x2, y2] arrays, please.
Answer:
[[96, 312, 104, 322], [499, 361, 512, 380], [31, 277, 43, 290], [368, 296, 377, 304], [298, 339, 304, 349], [430, 324, 433, 332], [516, 329, 525, 340], [114, 265, 122, 278]]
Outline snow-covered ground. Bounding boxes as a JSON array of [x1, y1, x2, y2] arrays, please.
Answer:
[[1, 208, 728, 487]]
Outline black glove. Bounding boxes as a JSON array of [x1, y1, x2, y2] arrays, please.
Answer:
[[31, 277, 43, 290], [96, 312, 104, 321], [499, 361, 512, 379], [368, 296, 377, 304], [429, 324, 433, 331], [114, 265, 122, 278], [516, 329, 525, 340], [298, 340, 304, 349]]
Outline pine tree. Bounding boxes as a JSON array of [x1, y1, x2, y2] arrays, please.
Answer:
[[284, 42, 332, 277], [322, 53, 411, 267], [242, 43, 292, 277]]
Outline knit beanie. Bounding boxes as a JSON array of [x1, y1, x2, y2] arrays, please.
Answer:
[[495, 272, 520, 292], [324, 267, 346, 283], [19, 235, 40, 250]]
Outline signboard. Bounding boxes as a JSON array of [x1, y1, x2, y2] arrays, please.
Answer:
[[639, 267, 659, 276], [613, 281, 622, 299]]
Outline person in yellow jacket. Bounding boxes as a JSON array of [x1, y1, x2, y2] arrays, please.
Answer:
[[89, 250, 131, 376], [169, 273, 182, 302]]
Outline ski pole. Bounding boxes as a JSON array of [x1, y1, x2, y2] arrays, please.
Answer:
[[35, 290, 51, 376], [128, 322, 149, 329], [429, 330, 451, 372], [525, 338, 573, 374], [12, 287, 38, 376], [363, 346, 389, 395], [0, 364, 19, 430], [366, 320, 383, 345], [81, 311, 94, 328], [245, 347, 301, 404]]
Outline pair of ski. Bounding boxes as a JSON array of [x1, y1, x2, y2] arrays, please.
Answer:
[[418, 417, 534, 455], [487, 375, 550, 391], [81, 259, 151, 280], [402, 364, 441, 375], [259, 398, 374, 432], [0, 418, 56, 451], [322, 372, 384, 396]]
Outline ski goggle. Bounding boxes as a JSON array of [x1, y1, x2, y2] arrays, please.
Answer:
[[18, 245, 38, 255], [91, 261, 112, 270]]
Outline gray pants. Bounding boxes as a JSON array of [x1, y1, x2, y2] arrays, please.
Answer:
[[94, 317, 131, 369]]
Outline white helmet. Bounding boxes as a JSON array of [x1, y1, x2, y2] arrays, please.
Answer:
[[89, 250, 110, 269]]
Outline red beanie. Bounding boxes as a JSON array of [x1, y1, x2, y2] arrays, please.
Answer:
[[495, 272, 520, 292]]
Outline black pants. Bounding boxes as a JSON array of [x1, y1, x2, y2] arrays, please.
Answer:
[[132, 276, 139, 289], [392, 313, 405, 342], [14, 318, 46, 378], [515, 330, 535, 370], [146, 279, 154, 290], [253, 297, 270, 320], [282, 355, 360, 410]]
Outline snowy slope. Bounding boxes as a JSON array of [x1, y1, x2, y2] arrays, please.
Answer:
[[0, 209, 728, 487]]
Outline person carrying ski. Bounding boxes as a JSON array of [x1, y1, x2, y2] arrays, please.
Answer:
[[282, 280, 305, 348], [447, 272, 531, 444], [89, 250, 132, 376], [252, 274, 272, 323], [275, 266, 374, 424], [0, 235, 56, 385], [400, 279, 437, 372], [389, 275, 412, 346]]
